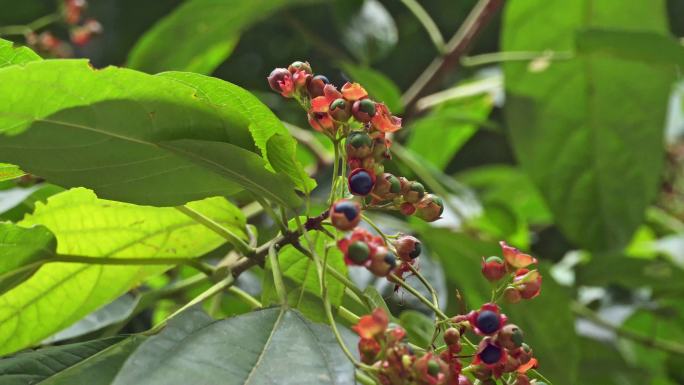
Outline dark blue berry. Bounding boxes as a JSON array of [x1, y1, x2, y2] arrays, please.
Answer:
[[349, 170, 374, 195], [479, 343, 502, 365], [334, 201, 359, 221], [476, 310, 500, 334], [314, 74, 329, 84]]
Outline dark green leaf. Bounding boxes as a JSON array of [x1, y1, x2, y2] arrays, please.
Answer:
[[0, 60, 300, 208], [503, 0, 676, 251], [113, 307, 357, 385], [127, 0, 320, 74], [160, 71, 315, 193], [576, 29, 684, 65], [0, 336, 129, 384]]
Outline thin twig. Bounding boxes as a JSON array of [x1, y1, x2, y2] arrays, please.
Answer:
[[399, 0, 446, 53], [401, 0, 504, 117]]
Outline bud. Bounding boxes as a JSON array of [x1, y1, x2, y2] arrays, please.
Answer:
[[329, 98, 351, 121], [403, 181, 425, 203], [348, 168, 375, 196], [497, 324, 524, 350], [371, 137, 390, 160], [330, 199, 361, 231], [373, 173, 401, 198], [399, 202, 416, 216], [347, 240, 371, 265], [393, 235, 421, 261], [352, 99, 376, 123], [288, 60, 312, 74], [481, 256, 506, 282], [513, 269, 542, 300], [368, 247, 396, 277], [415, 194, 444, 222], [308, 112, 334, 133], [307, 74, 329, 98], [358, 338, 381, 364], [443, 327, 460, 346], [514, 374, 531, 385], [268, 68, 295, 97], [503, 286, 522, 304], [346, 131, 373, 158]]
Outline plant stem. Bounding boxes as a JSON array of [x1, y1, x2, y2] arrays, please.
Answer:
[[0, 13, 62, 36], [461, 50, 573, 67], [228, 286, 263, 309], [51, 254, 215, 276], [329, 139, 341, 205], [361, 214, 390, 244], [338, 306, 361, 323], [399, 0, 445, 53], [148, 275, 235, 334], [405, 263, 440, 317], [389, 273, 448, 320], [175, 205, 254, 256], [268, 244, 288, 306], [571, 301, 684, 356], [401, 0, 504, 116], [255, 197, 288, 234]]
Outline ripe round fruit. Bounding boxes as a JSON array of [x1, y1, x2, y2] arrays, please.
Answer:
[[347, 241, 370, 264], [478, 343, 503, 365], [349, 169, 374, 196], [476, 310, 500, 334]]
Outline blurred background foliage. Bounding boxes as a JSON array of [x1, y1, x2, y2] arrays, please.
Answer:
[[1, 0, 684, 384]]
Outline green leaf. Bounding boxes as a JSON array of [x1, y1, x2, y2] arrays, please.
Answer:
[[0, 336, 128, 383], [127, 0, 319, 74], [0, 188, 246, 356], [339, 62, 403, 113], [0, 60, 301, 208], [112, 307, 357, 385], [399, 310, 434, 348], [0, 223, 56, 294], [160, 71, 315, 193], [406, 94, 493, 170], [577, 338, 650, 385], [576, 29, 684, 66], [262, 232, 348, 322], [0, 163, 24, 181], [335, 0, 397, 63], [502, 0, 677, 251], [39, 336, 147, 385], [418, 228, 580, 385], [0, 38, 40, 68], [43, 294, 139, 344]]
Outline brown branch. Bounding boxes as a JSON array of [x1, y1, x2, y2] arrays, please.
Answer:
[[401, 0, 504, 117], [230, 210, 330, 276]]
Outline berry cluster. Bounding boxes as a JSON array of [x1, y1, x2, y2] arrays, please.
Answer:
[[268, 61, 444, 221], [25, 0, 102, 58], [336, 225, 421, 281], [481, 242, 542, 303], [353, 243, 545, 385]]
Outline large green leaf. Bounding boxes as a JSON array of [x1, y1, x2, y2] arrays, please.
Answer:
[[0, 59, 301, 208], [0, 223, 56, 294], [0, 163, 24, 181], [406, 94, 493, 170], [159, 71, 315, 193], [0, 336, 131, 383], [112, 307, 357, 385], [417, 228, 580, 385], [502, 0, 676, 251], [262, 232, 348, 322], [0, 38, 40, 68], [0, 188, 246, 356], [127, 0, 319, 74]]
